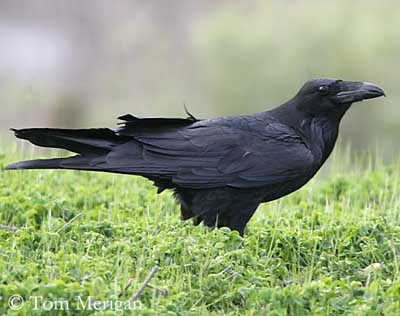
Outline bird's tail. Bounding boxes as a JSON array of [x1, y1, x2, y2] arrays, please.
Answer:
[[5, 156, 95, 170], [5, 128, 127, 171]]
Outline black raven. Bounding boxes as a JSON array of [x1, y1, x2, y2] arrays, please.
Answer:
[[5, 78, 385, 235]]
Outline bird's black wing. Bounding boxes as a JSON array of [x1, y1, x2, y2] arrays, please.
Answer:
[[113, 114, 315, 189]]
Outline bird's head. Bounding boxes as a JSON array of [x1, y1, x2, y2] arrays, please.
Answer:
[[295, 78, 385, 116]]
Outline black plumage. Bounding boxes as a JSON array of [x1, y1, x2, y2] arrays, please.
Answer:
[[5, 78, 385, 235]]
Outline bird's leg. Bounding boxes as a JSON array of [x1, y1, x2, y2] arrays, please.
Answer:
[[219, 202, 260, 236]]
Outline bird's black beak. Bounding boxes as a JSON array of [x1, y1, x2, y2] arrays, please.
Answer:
[[335, 81, 385, 104]]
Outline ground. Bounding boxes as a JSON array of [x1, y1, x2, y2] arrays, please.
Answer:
[[0, 146, 400, 315]]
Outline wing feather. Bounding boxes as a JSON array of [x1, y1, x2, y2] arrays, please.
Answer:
[[112, 114, 315, 189]]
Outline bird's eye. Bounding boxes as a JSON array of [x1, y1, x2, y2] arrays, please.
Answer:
[[318, 86, 330, 95]]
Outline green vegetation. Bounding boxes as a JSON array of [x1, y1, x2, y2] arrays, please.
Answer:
[[1, 146, 400, 315]]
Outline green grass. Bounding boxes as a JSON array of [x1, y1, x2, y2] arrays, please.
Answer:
[[1, 145, 400, 315]]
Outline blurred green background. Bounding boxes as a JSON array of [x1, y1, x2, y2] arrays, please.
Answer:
[[0, 1, 399, 159]]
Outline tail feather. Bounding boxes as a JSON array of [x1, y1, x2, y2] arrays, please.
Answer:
[[5, 155, 98, 171], [5, 128, 130, 172], [11, 128, 128, 155]]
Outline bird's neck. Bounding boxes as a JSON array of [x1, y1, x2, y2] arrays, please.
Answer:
[[268, 101, 344, 165], [307, 116, 340, 165]]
